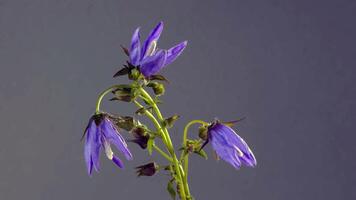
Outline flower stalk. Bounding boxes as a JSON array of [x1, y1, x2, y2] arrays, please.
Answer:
[[137, 87, 190, 199]]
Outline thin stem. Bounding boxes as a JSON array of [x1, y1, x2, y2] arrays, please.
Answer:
[[153, 144, 173, 162], [138, 88, 189, 199], [181, 119, 208, 199], [182, 120, 208, 150], [133, 100, 169, 145], [95, 85, 122, 114]]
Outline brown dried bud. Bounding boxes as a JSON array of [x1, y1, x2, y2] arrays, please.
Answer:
[[135, 162, 158, 177]]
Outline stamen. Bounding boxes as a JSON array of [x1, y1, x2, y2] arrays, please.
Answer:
[[103, 140, 114, 160], [145, 41, 157, 56], [234, 146, 244, 157]]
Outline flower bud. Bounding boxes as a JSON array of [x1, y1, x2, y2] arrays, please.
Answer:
[[198, 126, 208, 140], [131, 126, 150, 149], [163, 115, 180, 128], [111, 85, 138, 102], [135, 162, 158, 176], [129, 68, 141, 80], [147, 82, 165, 96]]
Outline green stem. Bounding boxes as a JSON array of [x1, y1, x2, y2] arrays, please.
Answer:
[[153, 144, 173, 162], [95, 85, 122, 114], [138, 88, 189, 199], [181, 120, 208, 185], [133, 100, 169, 145]]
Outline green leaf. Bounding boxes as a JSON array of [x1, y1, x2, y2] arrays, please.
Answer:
[[147, 138, 154, 155], [194, 149, 208, 160], [167, 180, 176, 200]]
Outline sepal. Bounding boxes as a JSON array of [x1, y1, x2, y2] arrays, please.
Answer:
[[181, 139, 209, 160], [163, 115, 180, 128], [120, 45, 130, 56], [113, 62, 134, 77], [194, 149, 208, 160], [222, 117, 246, 127], [147, 74, 170, 83], [108, 115, 136, 131], [135, 106, 153, 115]]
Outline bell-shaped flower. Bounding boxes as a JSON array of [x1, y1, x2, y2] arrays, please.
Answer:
[[83, 113, 133, 175], [129, 21, 187, 77], [207, 122, 256, 169]]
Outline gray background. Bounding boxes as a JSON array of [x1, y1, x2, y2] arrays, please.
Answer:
[[0, 0, 355, 199]]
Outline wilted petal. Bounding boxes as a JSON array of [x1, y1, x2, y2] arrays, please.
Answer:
[[140, 50, 167, 77], [165, 41, 187, 66], [141, 21, 163, 59], [100, 118, 133, 160], [130, 27, 141, 66]]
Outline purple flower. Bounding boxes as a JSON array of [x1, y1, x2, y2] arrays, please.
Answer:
[[207, 122, 256, 169], [83, 114, 133, 175], [129, 21, 187, 77]]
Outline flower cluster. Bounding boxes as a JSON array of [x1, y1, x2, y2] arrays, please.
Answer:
[[83, 22, 257, 200]]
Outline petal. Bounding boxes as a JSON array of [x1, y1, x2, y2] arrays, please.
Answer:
[[164, 41, 187, 66], [100, 118, 133, 160], [210, 132, 241, 169], [213, 123, 257, 166], [130, 27, 141, 66], [112, 155, 124, 168], [84, 119, 101, 175], [141, 21, 163, 59], [140, 50, 167, 77]]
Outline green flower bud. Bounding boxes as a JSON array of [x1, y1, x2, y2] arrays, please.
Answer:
[[129, 68, 141, 80], [198, 126, 208, 140], [163, 115, 180, 128], [147, 82, 165, 96], [111, 85, 138, 102]]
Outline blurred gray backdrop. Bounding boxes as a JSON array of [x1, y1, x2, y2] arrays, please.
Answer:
[[0, 0, 355, 199]]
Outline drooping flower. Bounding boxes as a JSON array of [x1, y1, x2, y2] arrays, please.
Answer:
[[206, 122, 256, 169], [83, 113, 133, 175], [129, 21, 187, 77], [130, 126, 150, 149]]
